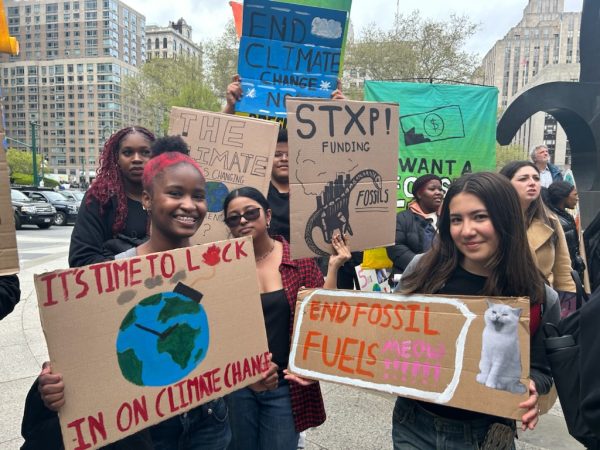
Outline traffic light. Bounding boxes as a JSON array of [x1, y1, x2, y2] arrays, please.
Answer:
[[0, 0, 19, 55]]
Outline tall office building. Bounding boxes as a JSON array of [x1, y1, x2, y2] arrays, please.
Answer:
[[0, 0, 146, 183], [146, 18, 201, 61], [481, 0, 581, 166]]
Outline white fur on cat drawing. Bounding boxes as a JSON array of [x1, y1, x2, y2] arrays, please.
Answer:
[[476, 300, 527, 394]]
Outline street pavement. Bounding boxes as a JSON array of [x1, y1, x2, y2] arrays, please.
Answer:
[[0, 226, 585, 449]]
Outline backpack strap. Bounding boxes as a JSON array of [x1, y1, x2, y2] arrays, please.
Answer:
[[571, 270, 589, 309]]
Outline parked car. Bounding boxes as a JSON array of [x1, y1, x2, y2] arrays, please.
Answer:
[[58, 189, 84, 205], [10, 189, 56, 230], [21, 190, 79, 226]]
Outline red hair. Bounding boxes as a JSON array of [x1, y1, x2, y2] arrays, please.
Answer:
[[143, 152, 205, 191], [86, 126, 155, 235]]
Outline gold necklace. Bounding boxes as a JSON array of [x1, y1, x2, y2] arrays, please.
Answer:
[[256, 240, 275, 263]]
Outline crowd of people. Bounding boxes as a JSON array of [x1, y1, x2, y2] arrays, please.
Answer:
[[1, 78, 598, 449]]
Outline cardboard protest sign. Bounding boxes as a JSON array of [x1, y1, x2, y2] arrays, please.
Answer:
[[236, 0, 349, 118], [168, 107, 278, 244], [364, 82, 498, 209], [290, 289, 531, 419], [287, 98, 399, 259], [0, 137, 19, 275], [35, 237, 269, 449], [355, 266, 392, 293]]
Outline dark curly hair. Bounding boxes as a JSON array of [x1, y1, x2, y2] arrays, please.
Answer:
[[86, 126, 155, 235], [151, 135, 190, 157]]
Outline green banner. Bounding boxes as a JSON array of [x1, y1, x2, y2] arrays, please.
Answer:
[[365, 81, 498, 209]]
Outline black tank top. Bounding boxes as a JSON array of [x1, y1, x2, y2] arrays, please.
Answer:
[[261, 289, 291, 373]]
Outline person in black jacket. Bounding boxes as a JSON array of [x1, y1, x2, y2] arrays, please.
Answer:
[[0, 274, 20, 320], [546, 181, 586, 281], [68, 126, 156, 268], [386, 174, 443, 278], [580, 286, 600, 439]]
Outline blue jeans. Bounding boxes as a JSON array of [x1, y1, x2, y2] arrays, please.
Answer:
[[392, 397, 516, 450], [225, 379, 299, 450], [150, 398, 231, 450]]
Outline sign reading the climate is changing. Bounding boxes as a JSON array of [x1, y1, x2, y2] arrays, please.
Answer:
[[236, 0, 348, 117]]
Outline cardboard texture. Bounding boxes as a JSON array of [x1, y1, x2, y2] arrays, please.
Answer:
[[35, 237, 269, 449], [168, 108, 278, 245], [289, 289, 531, 419], [287, 98, 399, 259], [0, 137, 19, 275], [364, 82, 498, 210], [236, 0, 349, 117]]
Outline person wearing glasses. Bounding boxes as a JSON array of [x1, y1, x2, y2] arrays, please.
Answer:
[[222, 187, 350, 450]]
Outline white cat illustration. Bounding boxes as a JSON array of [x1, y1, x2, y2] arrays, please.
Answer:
[[476, 300, 527, 394]]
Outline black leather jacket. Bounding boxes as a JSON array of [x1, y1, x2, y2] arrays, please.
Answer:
[[549, 206, 585, 277]]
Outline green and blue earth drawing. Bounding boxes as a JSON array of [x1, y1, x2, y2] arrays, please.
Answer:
[[206, 181, 230, 213], [116, 284, 209, 386]]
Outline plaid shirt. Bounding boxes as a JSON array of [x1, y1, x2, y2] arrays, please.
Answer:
[[274, 236, 327, 432]]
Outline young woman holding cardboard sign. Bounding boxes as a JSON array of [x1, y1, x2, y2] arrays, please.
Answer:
[[394, 172, 559, 449], [223, 186, 351, 450], [33, 152, 273, 450]]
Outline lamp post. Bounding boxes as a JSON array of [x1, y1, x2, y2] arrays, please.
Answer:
[[5, 134, 47, 187], [30, 121, 39, 187]]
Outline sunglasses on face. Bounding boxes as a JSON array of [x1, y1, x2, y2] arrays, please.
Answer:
[[224, 207, 262, 228]]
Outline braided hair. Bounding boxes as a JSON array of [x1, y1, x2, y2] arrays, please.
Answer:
[[86, 126, 155, 235]]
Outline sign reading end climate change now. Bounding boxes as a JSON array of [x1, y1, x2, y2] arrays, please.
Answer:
[[236, 0, 349, 118]]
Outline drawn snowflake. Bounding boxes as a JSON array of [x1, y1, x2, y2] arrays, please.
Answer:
[[246, 88, 257, 99], [319, 81, 332, 91]]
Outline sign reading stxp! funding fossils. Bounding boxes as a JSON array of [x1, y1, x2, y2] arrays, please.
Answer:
[[287, 98, 399, 259], [169, 107, 279, 244], [289, 290, 531, 419], [35, 237, 269, 450], [0, 135, 19, 275], [236, 0, 349, 118]]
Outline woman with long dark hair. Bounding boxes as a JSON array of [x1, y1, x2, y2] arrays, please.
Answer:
[[386, 174, 444, 277], [222, 186, 350, 450], [499, 161, 575, 292], [393, 172, 559, 449], [546, 181, 585, 282], [68, 126, 155, 268]]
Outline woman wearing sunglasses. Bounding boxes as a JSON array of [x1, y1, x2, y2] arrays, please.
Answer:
[[222, 187, 350, 450]]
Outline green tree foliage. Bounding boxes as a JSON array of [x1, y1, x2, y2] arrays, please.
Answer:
[[204, 20, 239, 101], [6, 148, 39, 175], [496, 143, 528, 171], [123, 56, 220, 136], [344, 11, 480, 98], [11, 172, 58, 187]]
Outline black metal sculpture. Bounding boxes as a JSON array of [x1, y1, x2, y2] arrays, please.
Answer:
[[497, 0, 600, 227]]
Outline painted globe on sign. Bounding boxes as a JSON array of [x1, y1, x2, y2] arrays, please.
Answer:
[[206, 181, 230, 213], [116, 288, 209, 387]]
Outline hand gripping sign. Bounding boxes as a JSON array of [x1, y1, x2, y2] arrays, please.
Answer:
[[289, 289, 531, 419]]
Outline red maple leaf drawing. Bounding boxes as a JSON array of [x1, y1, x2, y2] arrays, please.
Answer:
[[202, 245, 221, 266]]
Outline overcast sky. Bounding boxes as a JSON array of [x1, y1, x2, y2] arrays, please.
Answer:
[[125, 0, 583, 58]]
